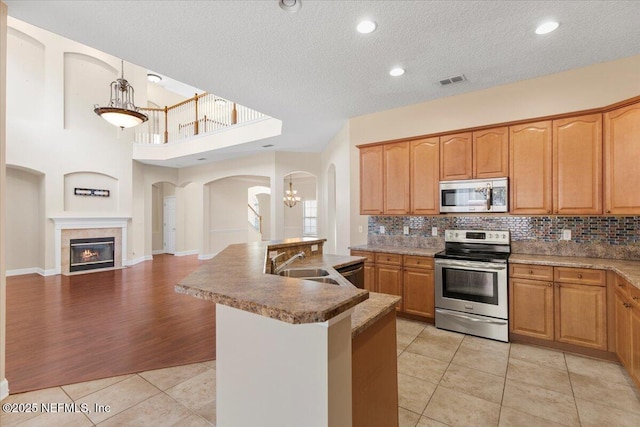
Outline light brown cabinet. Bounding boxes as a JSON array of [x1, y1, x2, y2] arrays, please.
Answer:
[[509, 274, 554, 340], [359, 145, 384, 214], [402, 256, 435, 319], [604, 102, 640, 214], [473, 126, 509, 178], [440, 132, 472, 180], [509, 264, 607, 350], [509, 121, 553, 214], [383, 142, 411, 214], [552, 114, 603, 214], [613, 275, 640, 387], [375, 253, 403, 310], [410, 137, 440, 214]]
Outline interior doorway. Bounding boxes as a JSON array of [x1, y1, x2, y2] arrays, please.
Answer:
[[163, 196, 176, 254]]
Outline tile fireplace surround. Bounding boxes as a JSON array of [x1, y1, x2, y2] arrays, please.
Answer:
[[51, 217, 129, 275]]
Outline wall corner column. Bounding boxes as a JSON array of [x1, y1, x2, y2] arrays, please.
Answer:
[[1, 0, 10, 400]]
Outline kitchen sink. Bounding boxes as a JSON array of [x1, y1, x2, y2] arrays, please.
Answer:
[[304, 277, 340, 285], [278, 268, 330, 278]]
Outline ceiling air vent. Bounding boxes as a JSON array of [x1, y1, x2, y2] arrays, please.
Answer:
[[439, 74, 467, 86]]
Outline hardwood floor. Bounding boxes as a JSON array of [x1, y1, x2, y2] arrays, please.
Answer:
[[6, 254, 215, 394]]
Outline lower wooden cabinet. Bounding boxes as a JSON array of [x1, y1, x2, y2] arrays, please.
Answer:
[[613, 276, 640, 387], [509, 277, 554, 340], [509, 264, 607, 351], [376, 264, 403, 310], [403, 268, 434, 318], [555, 281, 607, 350]]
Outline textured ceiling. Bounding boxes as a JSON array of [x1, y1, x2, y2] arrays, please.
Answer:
[[6, 0, 640, 164]]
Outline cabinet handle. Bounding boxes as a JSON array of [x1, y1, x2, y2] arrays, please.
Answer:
[[577, 274, 583, 279], [633, 296, 639, 301], [528, 270, 533, 274], [607, 210, 611, 213], [618, 283, 625, 288], [547, 283, 552, 287], [547, 210, 551, 214]]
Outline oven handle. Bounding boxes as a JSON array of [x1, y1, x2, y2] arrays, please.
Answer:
[[435, 259, 506, 271], [436, 309, 508, 325]]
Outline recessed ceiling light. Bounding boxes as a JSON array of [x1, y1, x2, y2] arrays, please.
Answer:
[[279, 0, 301, 13], [389, 67, 405, 77], [357, 20, 377, 34], [147, 73, 162, 83], [535, 21, 559, 35]]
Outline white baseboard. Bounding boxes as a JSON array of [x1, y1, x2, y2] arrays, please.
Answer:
[[175, 250, 198, 257], [6, 267, 40, 277], [0, 378, 9, 401], [126, 255, 152, 266], [198, 252, 218, 260], [152, 250, 165, 255], [5, 267, 57, 277]]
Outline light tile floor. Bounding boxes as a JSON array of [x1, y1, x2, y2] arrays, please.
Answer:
[[2, 319, 639, 426]]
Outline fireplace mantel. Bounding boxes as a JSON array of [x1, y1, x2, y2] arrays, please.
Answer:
[[51, 216, 130, 275]]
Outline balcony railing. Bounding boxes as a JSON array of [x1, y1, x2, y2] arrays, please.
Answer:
[[134, 93, 266, 144]]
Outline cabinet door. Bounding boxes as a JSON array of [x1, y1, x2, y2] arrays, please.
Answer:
[[376, 265, 403, 310], [509, 278, 554, 340], [363, 264, 376, 292], [473, 127, 508, 178], [554, 283, 607, 350], [410, 137, 440, 214], [360, 146, 384, 215], [383, 142, 410, 214], [604, 102, 640, 214], [614, 290, 632, 367], [631, 304, 640, 386], [509, 121, 553, 214], [440, 132, 472, 180], [553, 114, 603, 214], [403, 268, 434, 318]]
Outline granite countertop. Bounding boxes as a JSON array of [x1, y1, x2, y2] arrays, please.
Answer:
[[509, 254, 640, 290], [176, 240, 368, 325], [350, 292, 401, 338], [350, 244, 443, 257]]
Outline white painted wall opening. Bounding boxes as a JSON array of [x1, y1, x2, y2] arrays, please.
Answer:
[[206, 175, 271, 256], [151, 181, 176, 255], [248, 186, 271, 241], [283, 172, 317, 239], [326, 164, 337, 254], [163, 196, 176, 254]]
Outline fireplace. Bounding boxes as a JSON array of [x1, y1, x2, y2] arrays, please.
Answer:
[[69, 237, 115, 272]]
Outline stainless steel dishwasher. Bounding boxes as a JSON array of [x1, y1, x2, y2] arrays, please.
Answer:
[[335, 262, 365, 289]]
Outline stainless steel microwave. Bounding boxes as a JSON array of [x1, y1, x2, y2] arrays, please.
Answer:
[[439, 178, 508, 213]]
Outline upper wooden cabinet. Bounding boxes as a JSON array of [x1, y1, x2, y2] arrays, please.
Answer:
[[360, 145, 384, 215], [410, 137, 440, 215], [509, 121, 553, 214], [553, 114, 603, 215], [473, 127, 509, 178], [440, 132, 472, 180], [383, 142, 411, 214], [605, 102, 640, 214]]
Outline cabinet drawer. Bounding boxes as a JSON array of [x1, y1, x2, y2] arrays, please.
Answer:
[[375, 252, 402, 266], [350, 250, 375, 264], [403, 255, 434, 270], [629, 284, 640, 307], [554, 267, 605, 286], [615, 274, 632, 298], [510, 264, 554, 281]]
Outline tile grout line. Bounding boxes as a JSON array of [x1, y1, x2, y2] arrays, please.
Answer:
[[496, 341, 512, 426], [564, 351, 583, 427]]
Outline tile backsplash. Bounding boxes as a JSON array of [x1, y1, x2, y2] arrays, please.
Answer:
[[368, 215, 640, 260]]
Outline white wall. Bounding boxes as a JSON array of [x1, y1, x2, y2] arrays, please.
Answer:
[[348, 55, 640, 247], [1, 0, 9, 401], [5, 166, 43, 272], [320, 122, 354, 254]]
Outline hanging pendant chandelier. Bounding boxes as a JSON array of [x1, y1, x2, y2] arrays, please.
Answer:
[[283, 176, 301, 208], [94, 60, 148, 129]]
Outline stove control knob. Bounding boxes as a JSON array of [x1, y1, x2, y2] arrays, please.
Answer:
[[488, 233, 493, 239], [502, 233, 507, 239]]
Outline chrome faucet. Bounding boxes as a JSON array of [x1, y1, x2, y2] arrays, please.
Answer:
[[272, 251, 306, 274]]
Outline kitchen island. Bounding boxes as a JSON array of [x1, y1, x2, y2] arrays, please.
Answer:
[[176, 238, 400, 427]]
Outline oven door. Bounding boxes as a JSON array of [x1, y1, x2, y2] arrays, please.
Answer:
[[435, 259, 508, 319]]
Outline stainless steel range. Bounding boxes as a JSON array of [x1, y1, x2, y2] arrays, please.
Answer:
[[434, 229, 510, 342]]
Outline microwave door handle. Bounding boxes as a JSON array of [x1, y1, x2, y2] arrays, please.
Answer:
[[486, 183, 492, 211]]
